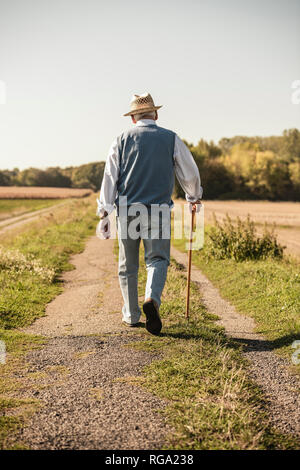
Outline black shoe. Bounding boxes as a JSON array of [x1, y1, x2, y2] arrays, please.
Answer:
[[143, 299, 162, 336], [122, 320, 141, 328]]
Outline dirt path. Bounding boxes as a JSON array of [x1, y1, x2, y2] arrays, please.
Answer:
[[24, 237, 125, 337], [171, 246, 300, 438], [0, 202, 67, 235], [17, 236, 170, 450]]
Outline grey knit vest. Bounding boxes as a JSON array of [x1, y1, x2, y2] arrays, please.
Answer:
[[115, 124, 176, 210]]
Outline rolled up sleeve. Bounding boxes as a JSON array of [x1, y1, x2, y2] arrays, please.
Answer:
[[174, 135, 203, 202], [96, 139, 119, 216]]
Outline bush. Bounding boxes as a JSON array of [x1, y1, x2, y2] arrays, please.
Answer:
[[207, 214, 284, 261]]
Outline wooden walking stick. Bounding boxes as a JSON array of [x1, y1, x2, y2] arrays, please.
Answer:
[[185, 205, 196, 319]]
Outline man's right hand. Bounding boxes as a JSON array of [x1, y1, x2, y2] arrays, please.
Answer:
[[96, 216, 111, 239]]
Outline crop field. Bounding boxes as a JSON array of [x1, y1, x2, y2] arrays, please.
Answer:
[[202, 200, 300, 258], [203, 200, 300, 228], [0, 186, 93, 199]]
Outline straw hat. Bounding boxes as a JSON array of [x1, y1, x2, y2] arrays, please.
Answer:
[[123, 93, 162, 117]]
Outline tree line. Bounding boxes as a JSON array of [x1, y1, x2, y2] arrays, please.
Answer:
[[1, 128, 299, 200], [0, 162, 105, 192], [175, 128, 300, 200]]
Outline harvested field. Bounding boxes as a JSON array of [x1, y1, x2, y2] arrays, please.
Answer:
[[202, 200, 300, 259], [203, 200, 300, 228], [0, 186, 93, 199]]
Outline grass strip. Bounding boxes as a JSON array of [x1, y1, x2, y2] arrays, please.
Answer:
[[0, 330, 47, 449], [0, 199, 62, 221]]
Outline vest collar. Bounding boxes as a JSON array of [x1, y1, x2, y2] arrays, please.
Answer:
[[136, 119, 157, 127]]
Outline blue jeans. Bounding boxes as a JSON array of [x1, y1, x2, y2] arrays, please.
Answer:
[[117, 210, 170, 325]]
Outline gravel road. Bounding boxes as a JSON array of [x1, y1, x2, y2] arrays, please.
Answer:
[[18, 334, 169, 449]]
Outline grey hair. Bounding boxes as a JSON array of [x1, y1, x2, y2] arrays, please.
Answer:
[[133, 111, 156, 121]]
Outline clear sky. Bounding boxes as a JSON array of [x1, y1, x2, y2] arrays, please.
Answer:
[[0, 0, 299, 170]]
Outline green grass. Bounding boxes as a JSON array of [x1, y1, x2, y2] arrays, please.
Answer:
[[173, 226, 300, 364], [0, 199, 62, 221], [0, 330, 47, 449], [127, 251, 298, 450], [0, 196, 98, 448]]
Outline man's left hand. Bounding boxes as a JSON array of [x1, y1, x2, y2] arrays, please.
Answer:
[[189, 200, 202, 213]]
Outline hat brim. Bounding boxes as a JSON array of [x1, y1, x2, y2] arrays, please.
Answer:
[[123, 105, 162, 117]]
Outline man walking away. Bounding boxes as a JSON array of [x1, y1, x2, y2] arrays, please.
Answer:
[[97, 93, 202, 335]]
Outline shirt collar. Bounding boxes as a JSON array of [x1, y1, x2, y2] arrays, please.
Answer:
[[136, 119, 157, 127]]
